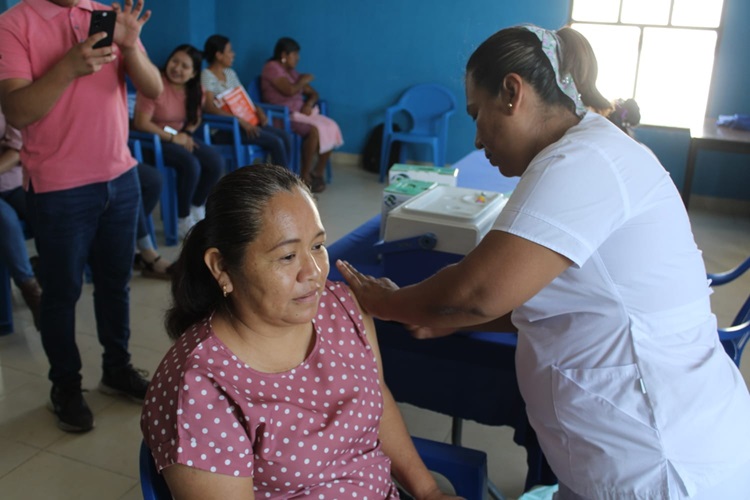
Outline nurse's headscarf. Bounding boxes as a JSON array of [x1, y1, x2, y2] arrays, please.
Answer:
[[521, 24, 588, 118]]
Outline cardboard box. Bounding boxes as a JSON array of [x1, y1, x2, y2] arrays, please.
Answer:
[[384, 185, 508, 255], [381, 179, 437, 238], [388, 164, 458, 186]]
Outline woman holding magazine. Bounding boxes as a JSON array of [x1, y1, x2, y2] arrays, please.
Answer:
[[134, 44, 225, 240], [201, 34, 293, 170]]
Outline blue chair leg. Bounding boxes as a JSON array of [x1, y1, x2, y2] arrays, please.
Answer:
[[380, 138, 394, 183], [1, 263, 13, 335]]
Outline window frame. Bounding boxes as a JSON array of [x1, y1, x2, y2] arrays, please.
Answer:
[[568, 0, 726, 126]]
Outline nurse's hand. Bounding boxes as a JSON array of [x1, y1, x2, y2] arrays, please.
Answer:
[[336, 260, 398, 319]]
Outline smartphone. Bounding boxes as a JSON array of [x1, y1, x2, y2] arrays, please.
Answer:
[[88, 10, 116, 49]]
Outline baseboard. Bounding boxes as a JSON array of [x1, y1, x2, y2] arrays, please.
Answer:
[[331, 152, 361, 167], [689, 195, 750, 217]]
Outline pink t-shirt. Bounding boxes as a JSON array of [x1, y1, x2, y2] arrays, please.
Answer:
[[261, 60, 305, 113], [141, 281, 399, 499], [135, 73, 195, 132], [0, 107, 23, 192], [0, 0, 139, 193]]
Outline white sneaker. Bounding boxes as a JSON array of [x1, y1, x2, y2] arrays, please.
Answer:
[[190, 204, 206, 222], [177, 216, 195, 240]]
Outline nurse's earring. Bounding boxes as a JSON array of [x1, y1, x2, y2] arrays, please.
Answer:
[[508, 103, 513, 109]]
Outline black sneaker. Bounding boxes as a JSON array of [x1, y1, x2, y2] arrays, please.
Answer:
[[98, 364, 150, 402], [49, 385, 95, 433]]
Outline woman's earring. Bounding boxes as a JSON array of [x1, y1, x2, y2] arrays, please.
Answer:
[[508, 102, 513, 109], [281, 57, 287, 64], [222, 285, 228, 298]]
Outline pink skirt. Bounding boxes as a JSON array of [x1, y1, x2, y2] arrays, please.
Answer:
[[291, 106, 344, 154]]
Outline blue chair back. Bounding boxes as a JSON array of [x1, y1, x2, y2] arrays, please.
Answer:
[[396, 83, 457, 136]]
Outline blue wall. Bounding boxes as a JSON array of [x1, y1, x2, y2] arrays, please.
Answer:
[[3, 0, 748, 200], [217, 0, 569, 166]]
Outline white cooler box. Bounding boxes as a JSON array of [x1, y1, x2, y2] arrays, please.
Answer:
[[383, 185, 509, 255]]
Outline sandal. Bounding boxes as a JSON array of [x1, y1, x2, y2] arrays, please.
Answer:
[[310, 175, 326, 194], [141, 255, 173, 281]]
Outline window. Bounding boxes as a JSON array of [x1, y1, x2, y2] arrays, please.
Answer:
[[570, 0, 724, 128]]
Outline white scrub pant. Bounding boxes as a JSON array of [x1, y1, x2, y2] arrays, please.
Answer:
[[553, 459, 750, 499]]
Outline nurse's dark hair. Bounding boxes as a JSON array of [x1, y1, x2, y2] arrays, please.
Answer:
[[203, 34, 229, 64], [271, 37, 301, 61], [163, 44, 203, 128], [165, 164, 311, 340], [466, 26, 612, 115]]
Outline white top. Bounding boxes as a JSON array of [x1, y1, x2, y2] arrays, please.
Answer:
[[492, 112, 750, 499], [200, 67, 243, 96]]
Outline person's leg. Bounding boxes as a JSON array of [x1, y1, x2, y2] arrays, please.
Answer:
[[294, 123, 317, 184], [134, 163, 171, 278], [135, 163, 161, 243], [26, 180, 103, 431], [244, 126, 289, 168], [0, 189, 35, 286], [189, 138, 224, 208], [0, 189, 41, 329], [160, 143, 200, 219], [87, 167, 149, 400]]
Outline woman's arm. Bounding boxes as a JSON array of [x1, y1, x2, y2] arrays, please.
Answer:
[[0, 149, 20, 175], [357, 303, 462, 499], [133, 103, 194, 152], [269, 72, 314, 98], [162, 463, 254, 500], [338, 230, 571, 330], [202, 89, 233, 117]]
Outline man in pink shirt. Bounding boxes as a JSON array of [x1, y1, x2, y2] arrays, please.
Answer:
[[0, 0, 163, 432]]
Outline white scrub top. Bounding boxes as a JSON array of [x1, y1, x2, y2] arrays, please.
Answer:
[[492, 112, 750, 499]]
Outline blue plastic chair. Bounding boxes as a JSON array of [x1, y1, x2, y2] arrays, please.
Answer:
[[251, 76, 332, 182], [140, 436, 489, 500], [128, 131, 179, 246], [201, 114, 268, 172], [127, 92, 179, 246], [379, 83, 456, 182], [707, 255, 750, 367]]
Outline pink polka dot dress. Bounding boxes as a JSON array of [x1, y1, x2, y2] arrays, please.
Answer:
[[141, 281, 400, 499]]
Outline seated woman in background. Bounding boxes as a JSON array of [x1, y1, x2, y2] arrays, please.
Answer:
[[262, 37, 343, 193], [134, 44, 225, 240], [141, 164, 459, 500], [0, 105, 40, 330], [201, 34, 293, 170]]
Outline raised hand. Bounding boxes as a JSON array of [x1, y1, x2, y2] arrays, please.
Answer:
[[111, 0, 152, 50]]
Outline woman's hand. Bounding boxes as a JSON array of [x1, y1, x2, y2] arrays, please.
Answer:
[[298, 73, 315, 86], [172, 132, 196, 152], [239, 119, 261, 138], [336, 260, 399, 319], [300, 100, 314, 116]]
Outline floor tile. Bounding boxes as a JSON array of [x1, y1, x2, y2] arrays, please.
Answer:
[[0, 451, 136, 500]]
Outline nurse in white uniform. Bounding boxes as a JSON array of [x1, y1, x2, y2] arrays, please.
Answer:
[[337, 24, 750, 500]]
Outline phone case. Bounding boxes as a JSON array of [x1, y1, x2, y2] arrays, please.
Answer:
[[89, 10, 116, 49]]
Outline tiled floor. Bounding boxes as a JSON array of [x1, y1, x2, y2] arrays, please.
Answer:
[[1, 161, 748, 499]]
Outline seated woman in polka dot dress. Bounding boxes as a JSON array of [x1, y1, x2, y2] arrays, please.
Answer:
[[141, 164, 461, 500]]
